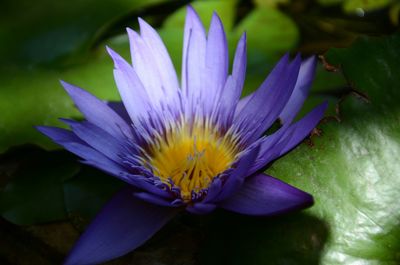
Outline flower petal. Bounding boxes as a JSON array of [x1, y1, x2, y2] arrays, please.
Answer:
[[205, 12, 228, 112], [127, 26, 178, 107], [278, 102, 327, 156], [36, 125, 81, 144], [107, 46, 150, 124], [64, 188, 177, 265], [133, 191, 183, 207], [61, 120, 132, 163], [39, 127, 173, 197], [36, 126, 134, 183], [138, 18, 179, 94], [181, 5, 207, 104], [186, 202, 217, 215], [279, 56, 317, 123], [217, 33, 247, 126], [234, 54, 301, 144], [61, 81, 133, 140], [218, 173, 313, 216], [248, 102, 327, 174], [106, 101, 132, 124], [232, 32, 247, 94], [206, 145, 260, 203]]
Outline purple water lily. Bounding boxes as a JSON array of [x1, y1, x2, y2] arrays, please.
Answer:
[[38, 6, 326, 265]]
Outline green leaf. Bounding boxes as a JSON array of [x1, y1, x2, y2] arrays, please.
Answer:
[[343, 0, 393, 14], [0, 0, 178, 153], [63, 167, 124, 225], [264, 33, 400, 263], [0, 146, 80, 225], [0, 39, 125, 153], [160, 1, 299, 97], [0, 0, 169, 67], [194, 32, 400, 265], [199, 212, 329, 265], [163, 0, 237, 31], [235, 7, 299, 56]]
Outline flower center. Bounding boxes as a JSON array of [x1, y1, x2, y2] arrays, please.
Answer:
[[144, 119, 239, 202]]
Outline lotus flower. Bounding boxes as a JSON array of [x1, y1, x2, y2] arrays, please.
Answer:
[[38, 6, 326, 265]]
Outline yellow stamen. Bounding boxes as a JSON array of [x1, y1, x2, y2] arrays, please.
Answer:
[[143, 118, 239, 202]]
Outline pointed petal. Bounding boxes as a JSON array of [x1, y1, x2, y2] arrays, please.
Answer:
[[62, 120, 131, 163], [234, 55, 301, 144], [208, 145, 260, 203], [64, 188, 177, 265], [37, 126, 128, 180], [248, 102, 327, 175], [37, 126, 81, 144], [69, 143, 129, 181], [106, 101, 132, 124], [278, 102, 327, 156], [280, 56, 317, 123], [186, 203, 217, 215], [218, 173, 313, 216], [232, 32, 247, 93], [61, 81, 133, 140], [235, 93, 251, 116], [127, 27, 177, 107], [181, 5, 207, 101], [133, 191, 183, 207], [217, 33, 247, 126], [107, 46, 150, 124], [205, 12, 228, 111], [137, 18, 179, 97]]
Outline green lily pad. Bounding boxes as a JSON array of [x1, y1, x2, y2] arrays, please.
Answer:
[[63, 167, 124, 225], [0, 39, 126, 153], [264, 33, 400, 263], [0, 146, 80, 225], [343, 0, 393, 14], [199, 211, 329, 265], [0, 0, 169, 67], [194, 32, 400, 265], [235, 7, 299, 58]]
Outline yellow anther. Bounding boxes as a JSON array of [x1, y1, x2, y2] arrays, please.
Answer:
[[143, 118, 238, 202]]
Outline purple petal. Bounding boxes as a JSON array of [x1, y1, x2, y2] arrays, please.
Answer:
[[181, 5, 207, 102], [234, 54, 301, 144], [248, 102, 327, 175], [186, 202, 217, 215], [121, 174, 174, 199], [107, 46, 150, 124], [64, 188, 177, 265], [127, 26, 178, 107], [232, 33, 247, 94], [106, 101, 132, 124], [207, 145, 260, 203], [235, 93, 251, 116], [278, 102, 327, 156], [61, 81, 133, 140], [62, 120, 131, 163], [217, 33, 247, 126], [37, 126, 81, 144], [70, 144, 130, 181], [280, 56, 317, 123], [218, 173, 313, 216], [133, 191, 183, 207], [37, 126, 139, 185], [205, 12, 228, 111], [137, 18, 179, 97]]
